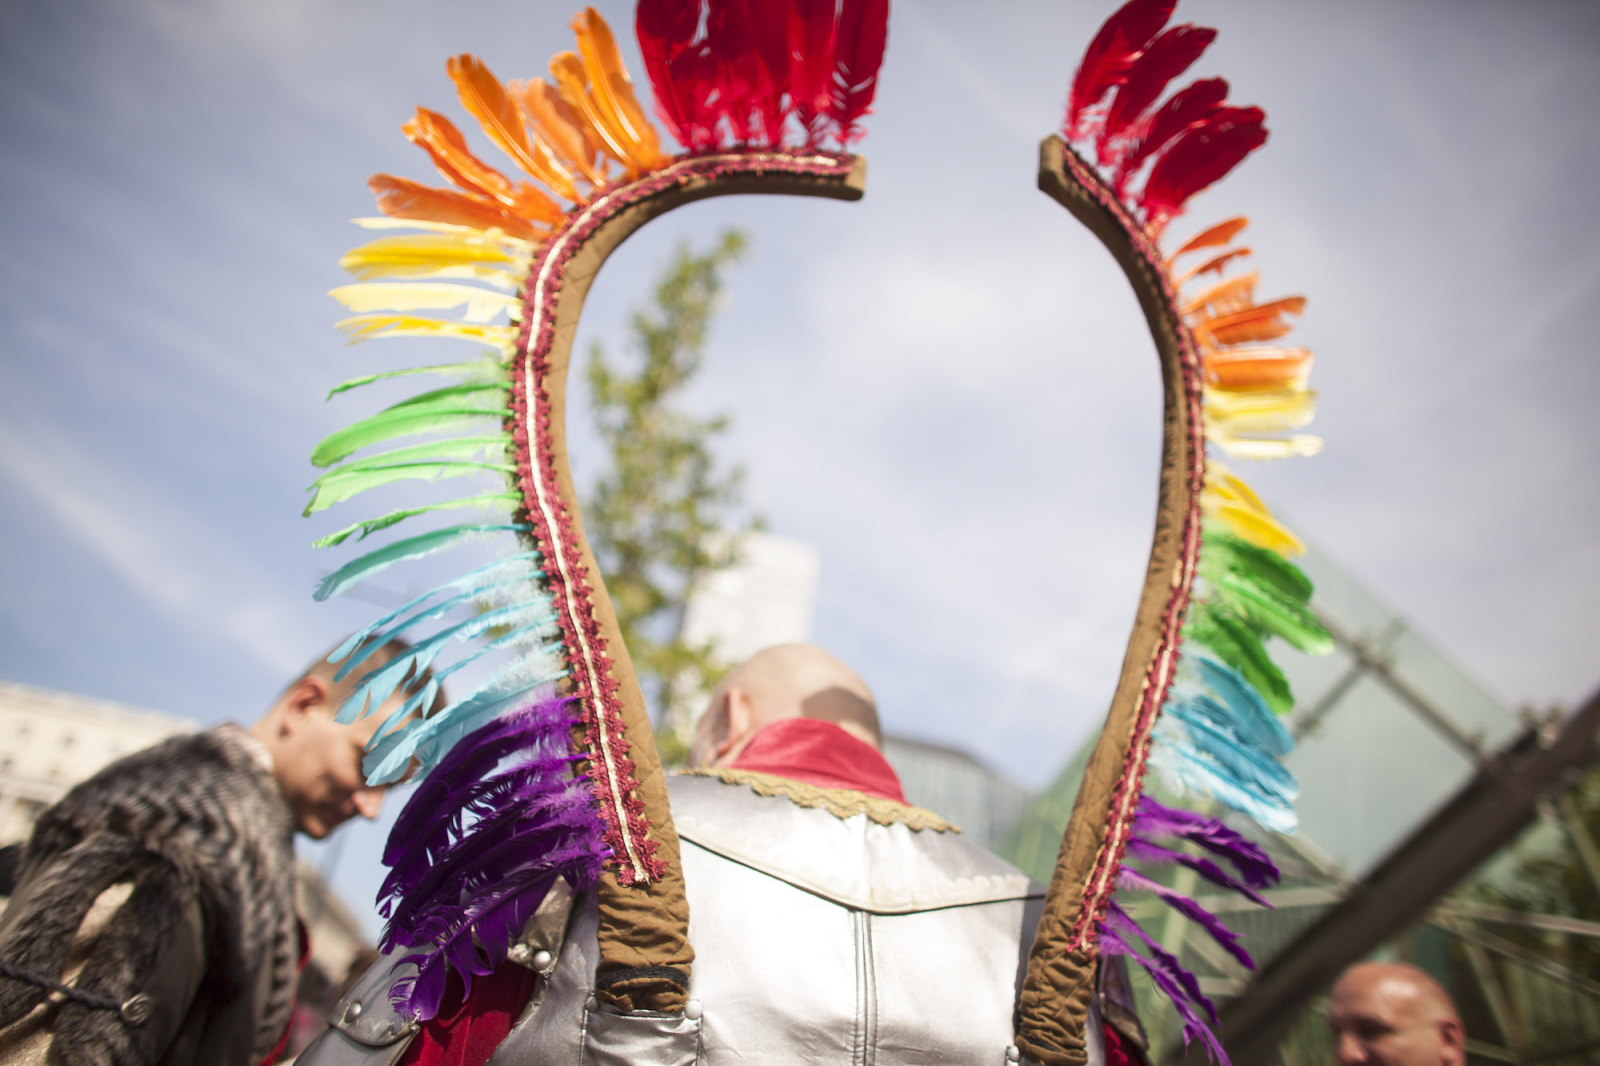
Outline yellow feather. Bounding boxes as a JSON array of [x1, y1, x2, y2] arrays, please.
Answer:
[[1206, 499, 1307, 555], [1201, 464, 1306, 555], [339, 235, 525, 287], [1211, 434, 1324, 461], [350, 217, 536, 254], [1205, 386, 1317, 432], [334, 315, 518, 349], [329, 283, 519, 324], [1205, 463, 1268, 513]]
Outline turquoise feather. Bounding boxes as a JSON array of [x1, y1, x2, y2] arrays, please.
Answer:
[[336, 601, 560, 723], [313, 523, 528, 602], [362, 652, 568, 784], [327, 553, 542, 664], [1192, 655, 1293, 756]]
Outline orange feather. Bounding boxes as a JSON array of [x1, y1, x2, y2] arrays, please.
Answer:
[[550, 52, 631, 168], [367, 174, 545, 241], [402, 109, 564, 225], [510, 77, 605, 187], [447, 54, 579, 202], [570, 8, 666, 171], [1182, 270, 1258, 318], [1169, 216, 1249, 261], [1174, 246, 1251, 287], [1204, 347, 1314, 391], [1201, 296, 1306, 346]]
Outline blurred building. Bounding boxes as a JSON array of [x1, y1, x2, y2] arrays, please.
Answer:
[[882, 735, 1034, 851], [666, 531, 821, 744], [0, 679, 197, 844], [0, 678, 374, 1055], [1000, 544, 1600, 1066]]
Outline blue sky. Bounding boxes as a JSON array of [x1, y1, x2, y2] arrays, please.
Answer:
[[2, 0, 1596, 934]]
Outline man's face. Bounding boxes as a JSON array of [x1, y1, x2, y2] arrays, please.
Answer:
[[1328, 967, 1464, 1066], [274, 688, 398, 839]]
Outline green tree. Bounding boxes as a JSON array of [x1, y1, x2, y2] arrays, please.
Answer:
[[584, 229, 754, 765]]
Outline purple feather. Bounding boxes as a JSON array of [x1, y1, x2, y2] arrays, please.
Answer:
[[1115, 866, 1254, 969], [1132, 796, 1279, 889], [1100, 903, 1229, 1065], [1124, 838, 1270, 907], [377, 696, 607, 1020]]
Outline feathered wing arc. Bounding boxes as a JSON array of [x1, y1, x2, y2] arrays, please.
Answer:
[[1018, 135, 1208, 1064], [1019, 1, 1328, 1063], [305, 3, 888, 1023]]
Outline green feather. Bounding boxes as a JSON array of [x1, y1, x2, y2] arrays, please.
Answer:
[[326, 360, 505, 399], [385, 383, 509, 409], [312, 410, 506, 468], [311, 493, 522, 548], [1210, 571, 1335, 655], [313, 384, 510, 467], [1200, 529, 1314, 604], [334, 435, 509, 473], [304, 461, 515, 515], [1185, 601, 1295, 714], [311, 383, 512, 468]]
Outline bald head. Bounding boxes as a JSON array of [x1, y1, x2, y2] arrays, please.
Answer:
[[1329, 962, 1464, 1066], [688, 644, 880, 769]]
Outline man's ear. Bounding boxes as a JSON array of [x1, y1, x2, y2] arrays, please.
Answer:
[[712, 688, 754, 764], [281, 674, 333, 732], [1438, 1018, 1466, 1062]]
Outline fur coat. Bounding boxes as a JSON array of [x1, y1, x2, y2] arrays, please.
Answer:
[[0, 726, 300, 1066]]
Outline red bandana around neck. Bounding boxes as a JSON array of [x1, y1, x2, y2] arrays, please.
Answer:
[[728, 718, 907, 804]]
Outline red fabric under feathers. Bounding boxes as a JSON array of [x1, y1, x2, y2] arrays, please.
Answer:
[[727, 717, 906, 803]]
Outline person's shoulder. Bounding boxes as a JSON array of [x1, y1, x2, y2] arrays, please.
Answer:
[[30, 727, 276, 852], [667, 771, 1042, 912]]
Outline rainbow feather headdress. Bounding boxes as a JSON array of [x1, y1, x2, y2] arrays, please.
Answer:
[[304, 0, 1326, 1061]]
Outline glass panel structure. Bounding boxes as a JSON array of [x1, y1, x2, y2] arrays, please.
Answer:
[[999, 542, 1599, 1066]]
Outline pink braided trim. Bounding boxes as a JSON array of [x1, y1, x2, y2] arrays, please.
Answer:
[[509, 150, 857, 885], [1056, 146, 1208, 952]]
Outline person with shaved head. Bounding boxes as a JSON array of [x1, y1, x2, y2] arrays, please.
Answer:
[[1329, 961, 1466, 1066], [303, 643, 1151, 1066]]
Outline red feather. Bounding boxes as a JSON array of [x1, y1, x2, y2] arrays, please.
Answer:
[[1066, 0, 1175, 142], [1112, 76, 1227, 196], [828, 0, 890, 144], [737, 0, 794, 146], [707, 0, 759, 144], [789, 0, 840, 143], [1139, 105, 1267, 230], [1098, 24, 1216, 160], [636, 0, 709, 149]]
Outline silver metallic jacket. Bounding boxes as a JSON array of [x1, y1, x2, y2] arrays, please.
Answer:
[[301, 774, 1079, 1065]]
